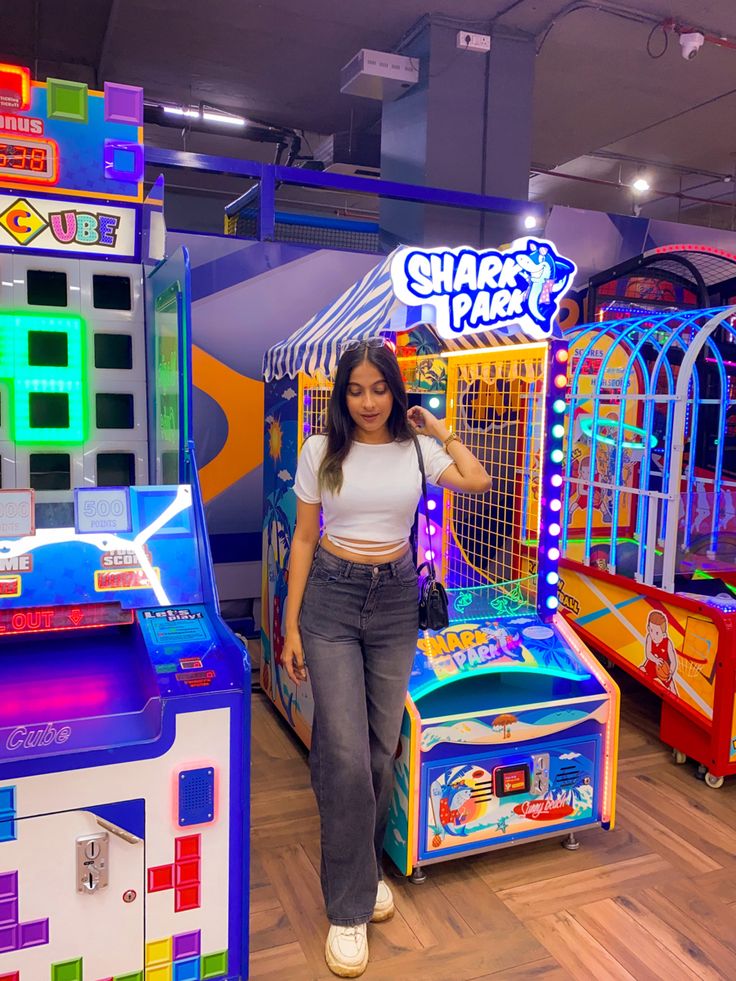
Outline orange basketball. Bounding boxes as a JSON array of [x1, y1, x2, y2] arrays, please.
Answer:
[[656, 660, 671, 683]]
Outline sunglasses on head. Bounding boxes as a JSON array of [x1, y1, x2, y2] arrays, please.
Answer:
[[340, 336, 392, 354]]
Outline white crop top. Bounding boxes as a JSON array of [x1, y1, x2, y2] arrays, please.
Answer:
[[293, 435, 454, 556]]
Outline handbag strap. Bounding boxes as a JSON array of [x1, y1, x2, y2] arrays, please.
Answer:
[[412, 436, 437, 579]]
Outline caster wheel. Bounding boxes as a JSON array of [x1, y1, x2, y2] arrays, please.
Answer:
[[705, 772, 725, 789], [695, 764, 707, 781], [409, 865, 427, 884], [672, 749, 687, 765]]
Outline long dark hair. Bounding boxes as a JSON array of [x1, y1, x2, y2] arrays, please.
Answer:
[[318, 342, 415, 493]]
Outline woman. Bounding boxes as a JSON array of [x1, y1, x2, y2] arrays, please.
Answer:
[[282, 338, 491, 978]]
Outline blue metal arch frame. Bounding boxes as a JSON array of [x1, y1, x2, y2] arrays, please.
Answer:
[[563, 307, 736, 586]]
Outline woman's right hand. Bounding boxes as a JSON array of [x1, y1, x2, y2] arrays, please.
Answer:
[[282, 628, 308, 685]]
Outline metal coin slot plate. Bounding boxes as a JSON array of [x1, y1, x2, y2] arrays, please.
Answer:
[[532, 752, 550, 795], [76, 832, 109, 893]]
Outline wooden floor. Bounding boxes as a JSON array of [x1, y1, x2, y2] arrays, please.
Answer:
[[249, 673, 736, 980]]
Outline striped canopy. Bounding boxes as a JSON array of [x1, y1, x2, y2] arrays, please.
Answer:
[[263, 248, 534, 382]]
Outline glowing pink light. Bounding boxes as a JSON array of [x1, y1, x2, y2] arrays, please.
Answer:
[[0, 679, 112, 725], [551, 474, 563, 487], [548, 547, 560, 561], [706, 357, 736, 369]]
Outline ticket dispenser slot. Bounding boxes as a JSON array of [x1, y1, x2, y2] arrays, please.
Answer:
[[76, 831, 109, 892]]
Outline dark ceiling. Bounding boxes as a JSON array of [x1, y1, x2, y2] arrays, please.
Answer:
[[3, 0, 736, 227]]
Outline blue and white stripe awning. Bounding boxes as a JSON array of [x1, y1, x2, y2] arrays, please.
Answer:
[[263, 249, 522, 382], [264, 253, 399, 381]]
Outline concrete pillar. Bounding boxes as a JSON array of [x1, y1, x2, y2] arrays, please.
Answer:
[[380, 15, 535, 249]]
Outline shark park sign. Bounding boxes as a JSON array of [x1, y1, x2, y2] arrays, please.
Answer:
[[390, 239, 577, 342]]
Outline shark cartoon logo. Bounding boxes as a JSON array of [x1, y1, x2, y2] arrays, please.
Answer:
[[391, 239, 577, 342]]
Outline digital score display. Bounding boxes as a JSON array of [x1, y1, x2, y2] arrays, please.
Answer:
[[0, 134, 58, 185], [0, 602, 133, 636], [493, 763, 531, 798]]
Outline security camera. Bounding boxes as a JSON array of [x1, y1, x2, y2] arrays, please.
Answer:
[[679, 31, 705, 60]]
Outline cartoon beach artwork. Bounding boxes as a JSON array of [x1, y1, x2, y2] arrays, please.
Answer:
[[426, 751, 597, 851], [640, 610, 678, 691], [421, 703, 609, 752], [428, 764, 494, 846]]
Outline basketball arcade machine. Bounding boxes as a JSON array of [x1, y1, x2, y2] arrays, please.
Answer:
[[0, 65, 248, 978], [262, 241, 619, 880], [585, 244, 736, 322], [559, 304, 736, 788]]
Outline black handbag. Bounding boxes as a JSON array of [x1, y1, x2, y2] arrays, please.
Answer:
[[413, 437, 450, 631]]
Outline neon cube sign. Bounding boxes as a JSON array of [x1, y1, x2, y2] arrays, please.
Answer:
[[0, 313, 86, 444]]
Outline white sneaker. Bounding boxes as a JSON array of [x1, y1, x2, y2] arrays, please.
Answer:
[[370, 879, 395, 922], [325, 923, 369, 978]]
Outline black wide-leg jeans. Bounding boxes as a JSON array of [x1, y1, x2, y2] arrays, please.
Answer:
[[299, 545, 419, 926]]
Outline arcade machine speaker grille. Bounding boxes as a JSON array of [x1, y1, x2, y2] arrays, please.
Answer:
[[178, 766, 215, 827]]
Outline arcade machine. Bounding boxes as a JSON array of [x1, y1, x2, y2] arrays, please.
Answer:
[[581, 243, 736, 322], [560, 303, 736, 788], [0, 65, 248, 978], [261, 241, 619, 879]]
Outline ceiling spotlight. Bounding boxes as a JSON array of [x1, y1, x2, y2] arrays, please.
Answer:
[[523, 214, 539, 230], [631, 176, 651, 193]]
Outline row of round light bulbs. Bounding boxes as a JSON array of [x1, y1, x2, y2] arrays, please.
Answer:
[[424, 396, 444, 560], [544, 348, 569, 610]]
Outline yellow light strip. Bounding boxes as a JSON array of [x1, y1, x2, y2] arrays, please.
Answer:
[[405, 696, 422, 872], [554, 613, 620, 827], [441, 342, 548, 359]]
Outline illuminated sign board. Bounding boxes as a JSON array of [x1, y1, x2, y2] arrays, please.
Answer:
[[0, 68, 143, 202], [0, 489, 34, 537], [391, 239, 577, 341], [0, 194, 137, 257], [75, 487, 132, 534], [0, 64, 31, 112], [0, 602, 133, 635]]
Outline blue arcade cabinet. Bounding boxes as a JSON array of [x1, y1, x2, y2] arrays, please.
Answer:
[[0, 64, 249, 979]]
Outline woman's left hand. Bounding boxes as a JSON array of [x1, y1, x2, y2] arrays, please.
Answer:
[[408, 405, 448, 442]]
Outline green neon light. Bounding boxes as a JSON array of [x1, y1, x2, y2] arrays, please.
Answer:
[[0, 313, 86, 445], [579, 414, 657, 450], [691, 569, 736, 597], [553, 399, 566, 413], [412, 663, 591, 701]]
